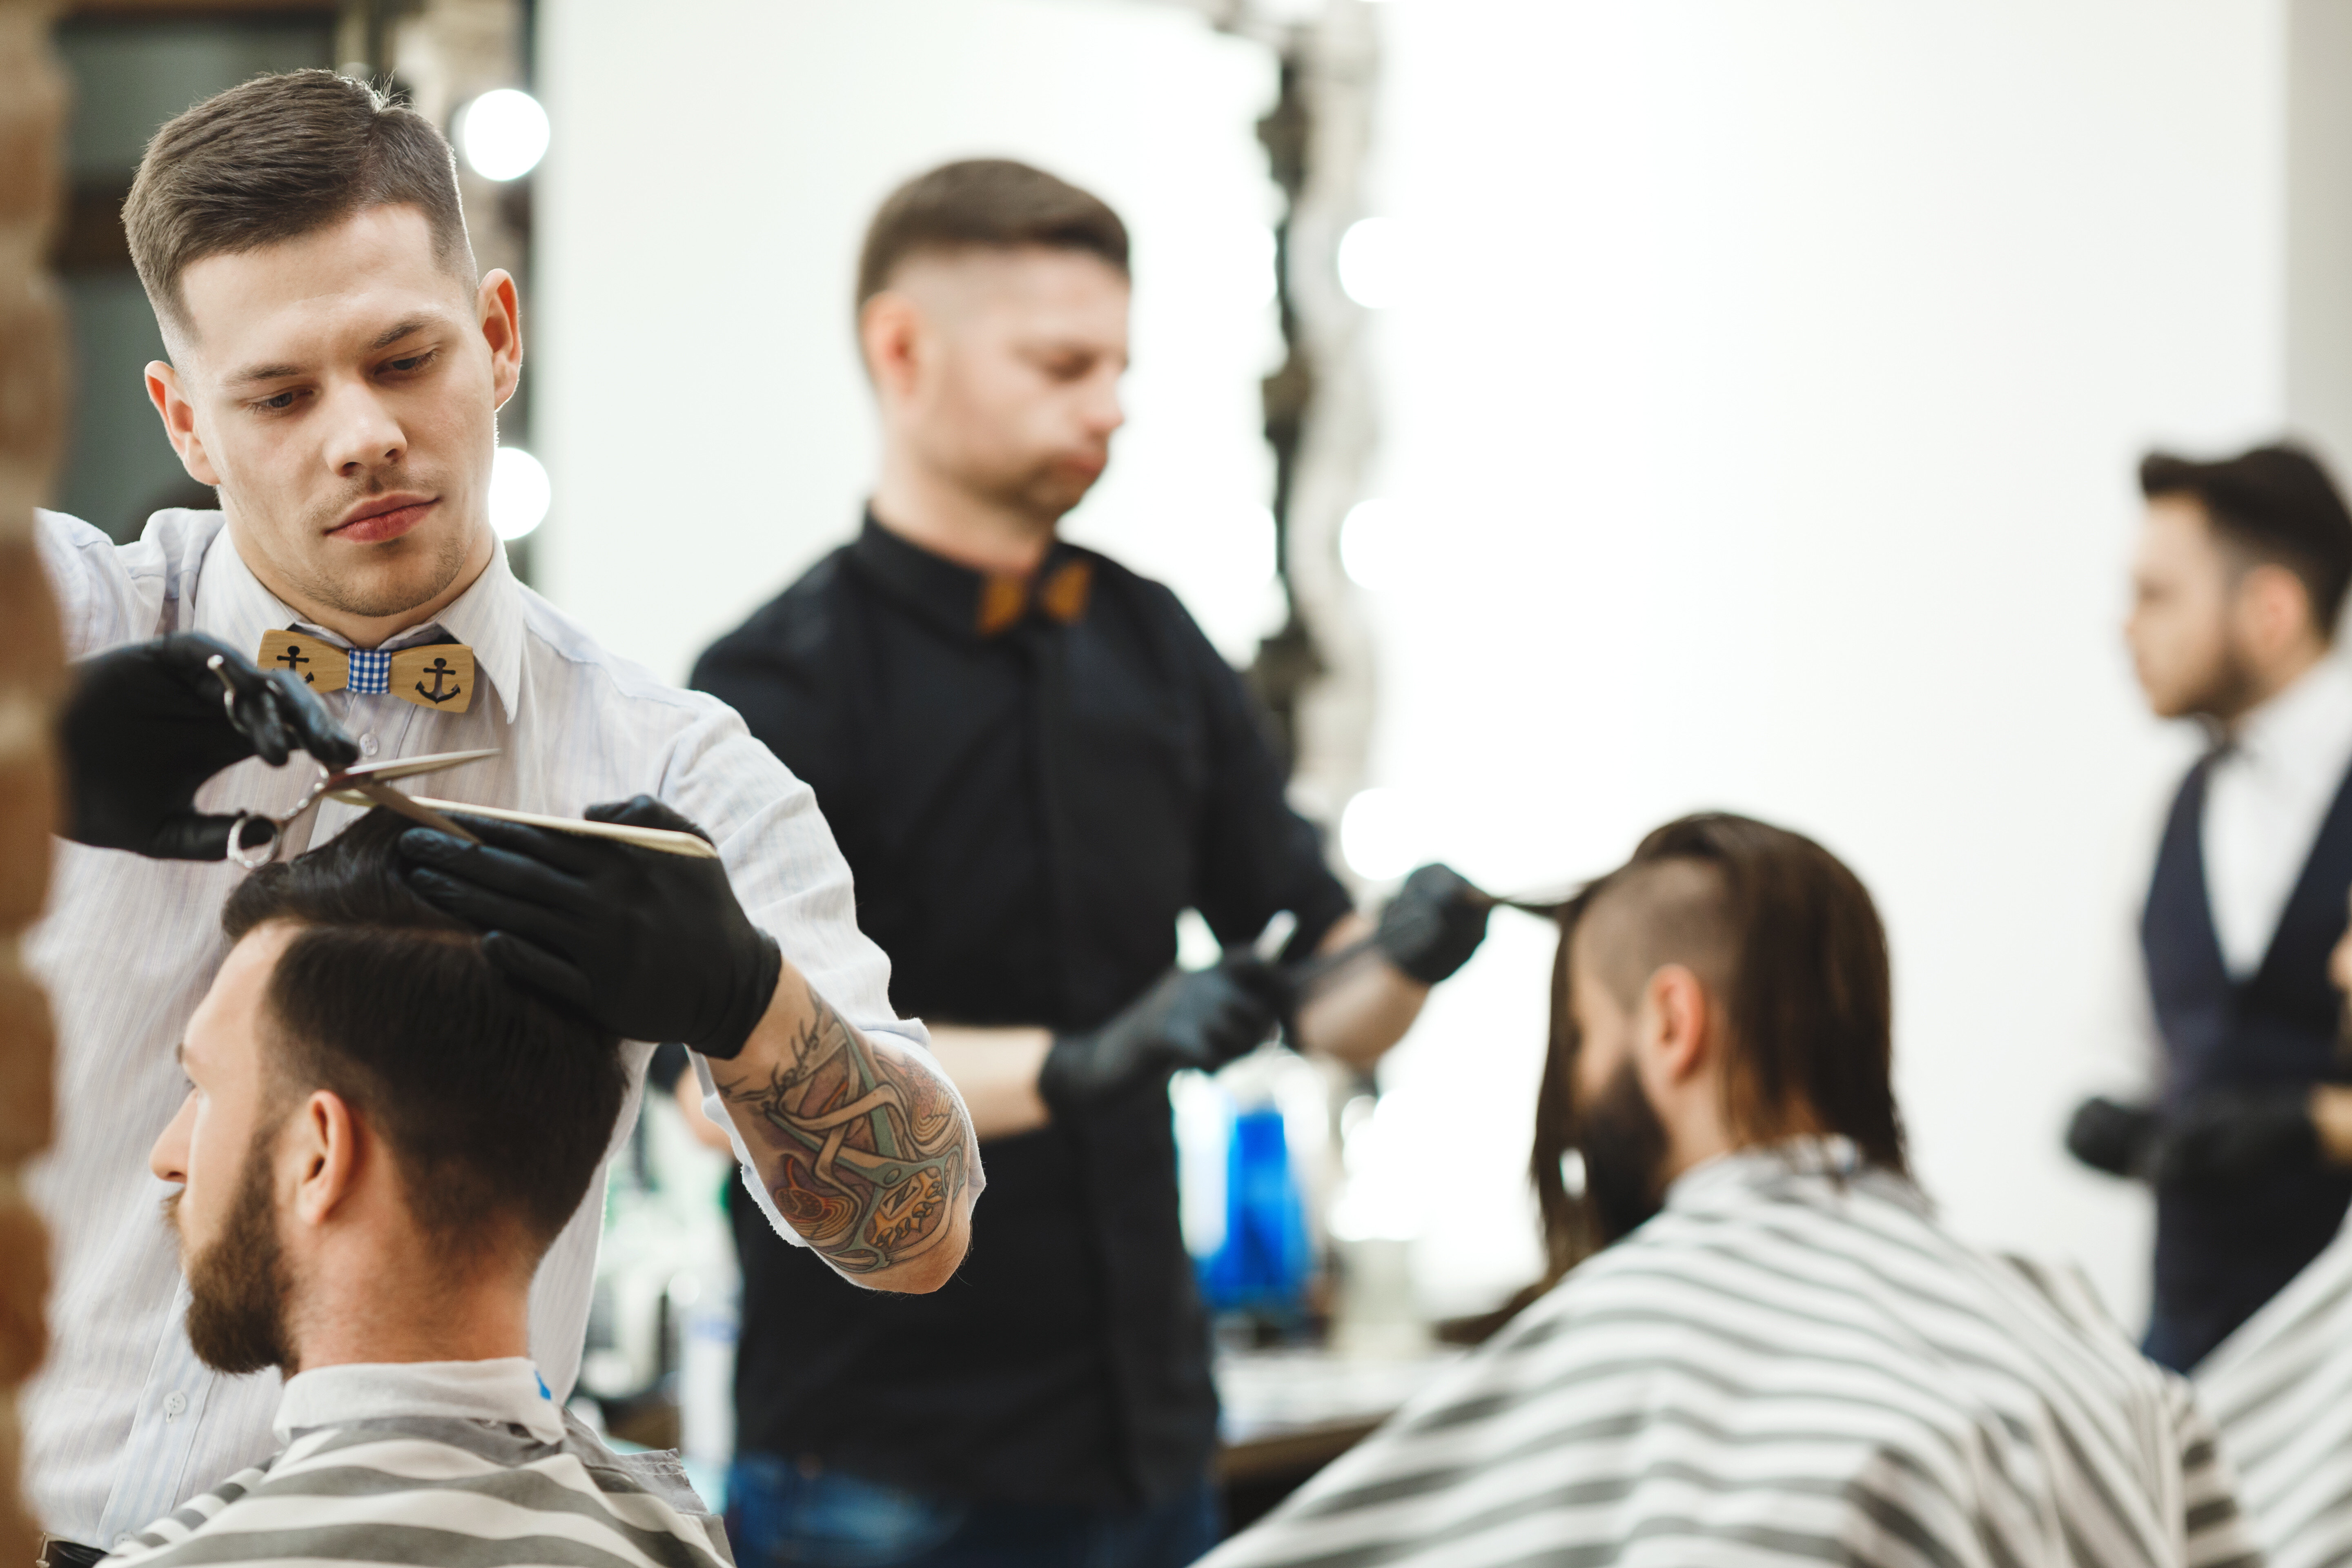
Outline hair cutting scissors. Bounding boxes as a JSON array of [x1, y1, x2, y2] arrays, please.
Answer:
[[207, 648, 497, 867], [226, 747, 502, 869]]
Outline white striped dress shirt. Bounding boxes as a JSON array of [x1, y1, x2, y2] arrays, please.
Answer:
[[24, 507, 947, 1548], [1205, 1140, 2257, 1568], [102, 1358, 732, 1568]]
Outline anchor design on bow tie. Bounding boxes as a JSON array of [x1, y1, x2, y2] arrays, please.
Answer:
[[272, 641, 316, 682], [413, 656, 464, 705]]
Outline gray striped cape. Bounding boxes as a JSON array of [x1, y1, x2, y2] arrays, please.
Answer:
[[98, 1410, 733, 1568], [1205, 1141, 2257, 1568], [2195, 1212, 2352, 1568]]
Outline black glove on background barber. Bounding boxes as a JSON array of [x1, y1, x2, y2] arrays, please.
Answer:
[[1375, 862, 1492, 985], [398, 794, 782, 1059], [60, 632, 357, 860], [2065, 1096, 2160, 1178], [1040, 957, 1282, 1117], [2148, 1088, 2321, 1194]]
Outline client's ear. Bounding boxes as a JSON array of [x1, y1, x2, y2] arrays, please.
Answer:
[[290, 1089, 362, 1227], [1640, 964, 1713, 1086]]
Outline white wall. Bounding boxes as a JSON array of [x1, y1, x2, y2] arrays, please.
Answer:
[[1361, 0, 2288, 1319], [536, 0, 1284, 683]]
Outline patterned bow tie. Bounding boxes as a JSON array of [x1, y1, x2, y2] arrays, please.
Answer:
[[257, 629, 477, 713], [976, 559, 1094, 637]]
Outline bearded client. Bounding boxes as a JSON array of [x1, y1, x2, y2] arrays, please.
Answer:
[[1206, 814, 2256, 1568]]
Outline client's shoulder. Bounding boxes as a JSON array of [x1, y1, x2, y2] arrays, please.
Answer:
[[106, 1417, 729, 1568]]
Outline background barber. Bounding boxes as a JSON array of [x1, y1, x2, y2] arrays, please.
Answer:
[[2067, 443, 2352, 1372], [691, 159, 1489, 1568]]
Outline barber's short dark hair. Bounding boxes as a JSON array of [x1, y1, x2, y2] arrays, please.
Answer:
[[2141, 443, 2352, 638], [1526, 813, 1905, 1288], [856, 158, 1128, 311], [125, 69, 474, 335], [221, 811, 623, 1262]]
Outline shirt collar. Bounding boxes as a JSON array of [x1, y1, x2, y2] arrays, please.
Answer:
[[2227, 654, 2352, 780], [195, 517, 525, 724], [274, 1357, 564, 1445], [848, 510, 1091, 641]]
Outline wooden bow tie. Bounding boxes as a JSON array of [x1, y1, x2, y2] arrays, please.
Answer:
[[976, 559, 1094, 636], [258, 630, 477, 714]]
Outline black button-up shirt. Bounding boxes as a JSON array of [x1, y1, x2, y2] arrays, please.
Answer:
[[690, 516, 1352, 1509]]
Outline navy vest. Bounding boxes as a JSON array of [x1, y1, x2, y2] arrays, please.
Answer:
[[2142, 749, 2352, 1372]]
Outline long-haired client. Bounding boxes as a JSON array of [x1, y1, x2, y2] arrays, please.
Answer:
[[1206, 813, 2254, 1568]]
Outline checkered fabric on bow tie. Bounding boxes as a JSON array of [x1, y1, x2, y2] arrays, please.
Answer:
[[346, 648, 394, 694]]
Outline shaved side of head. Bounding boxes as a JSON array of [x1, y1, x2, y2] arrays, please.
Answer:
[[1579, 858, 1734, 1012]]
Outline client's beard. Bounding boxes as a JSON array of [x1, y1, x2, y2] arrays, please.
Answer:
[[166, 1126, 295, 1375], [1569, 1056, 1671, 1245]]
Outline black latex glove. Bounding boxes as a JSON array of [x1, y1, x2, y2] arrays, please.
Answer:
[[2065, 1096, 2159, 1178], [1040, 957, 1282, 1116], [396, 794, 783, 1059], [1374, 862, 1492, 985], [59, 632, 358, 860], [2148, 1089, 2322, 1194]]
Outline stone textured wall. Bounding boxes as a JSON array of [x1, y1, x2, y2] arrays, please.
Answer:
[[0, 0, 65, 1557]]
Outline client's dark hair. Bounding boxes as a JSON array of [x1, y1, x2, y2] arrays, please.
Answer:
[[221, 810, 624, 1261], [1525, 812, 1905, 1294], [2140, 443, 2352, 639]]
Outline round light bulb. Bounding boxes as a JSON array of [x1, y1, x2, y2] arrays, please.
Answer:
[[1337, 217, 1410, 310], [1340, 498, 1407, 590], [490, 445, 551, 541], [459, 89, 549, 182], [1339, 787, 1423, 882]]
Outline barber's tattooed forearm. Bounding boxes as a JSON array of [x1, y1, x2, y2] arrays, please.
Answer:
[[712, 984, 967, 1274]]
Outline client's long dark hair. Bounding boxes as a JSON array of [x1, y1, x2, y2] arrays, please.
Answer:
[[1518, 812, 1908, 1306]]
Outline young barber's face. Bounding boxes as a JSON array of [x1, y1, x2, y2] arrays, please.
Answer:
[[889, 247, 1129, 525], [146, 204, 521, 625]]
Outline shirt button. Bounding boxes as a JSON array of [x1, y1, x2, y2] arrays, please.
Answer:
[[163, 1391, 187, 1419], [360, 733, 380, 757]]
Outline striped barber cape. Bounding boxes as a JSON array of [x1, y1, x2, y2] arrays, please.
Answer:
[[98, 1359, 732, 1568], [1205, 1140, 2256, 1568], [2195, 1212, 2352, 1568]]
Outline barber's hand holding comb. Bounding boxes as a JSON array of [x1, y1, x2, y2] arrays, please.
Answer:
[[396, 794, 782, 1059]]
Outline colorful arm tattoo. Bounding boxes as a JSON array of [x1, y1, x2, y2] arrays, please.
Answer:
[[710, 979, 969, 1275]]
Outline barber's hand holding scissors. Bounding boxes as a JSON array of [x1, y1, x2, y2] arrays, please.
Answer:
[[396, 794, 784, 1060], [59, 632, 359, 860]]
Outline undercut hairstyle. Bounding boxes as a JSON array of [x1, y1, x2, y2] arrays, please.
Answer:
[[125, 69, 474, 336], [2141, 443, 2352, 639], [855, 157, 1129, 312], [221, 810, 623, 1264], [1526, 813, 1906, 1292]]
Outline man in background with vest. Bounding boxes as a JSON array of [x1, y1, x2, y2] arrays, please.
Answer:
[[2069, 442, 2352, 1373]]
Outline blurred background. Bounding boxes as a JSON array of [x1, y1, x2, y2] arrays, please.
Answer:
[[45, 0, 2352, 1517]]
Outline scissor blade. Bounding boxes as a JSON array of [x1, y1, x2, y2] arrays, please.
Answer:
[[331, 747, 503, 786], [347, 780, 483, 845]]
